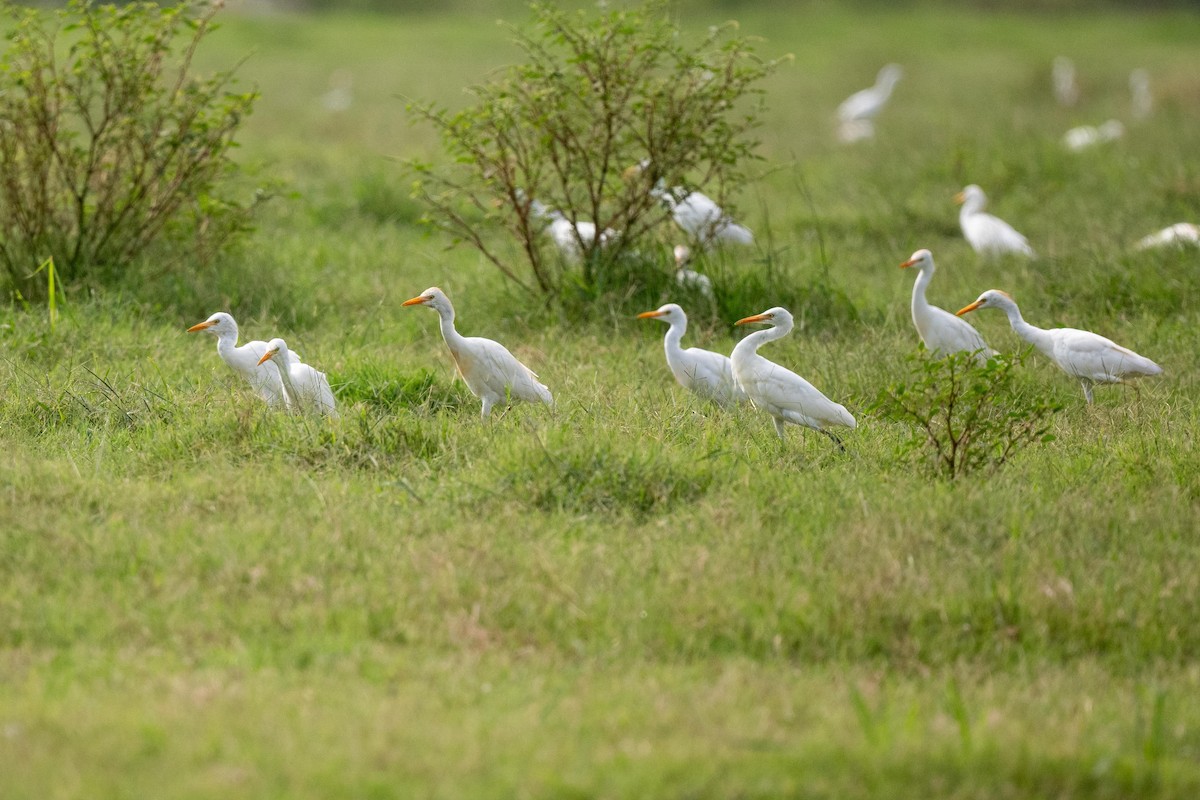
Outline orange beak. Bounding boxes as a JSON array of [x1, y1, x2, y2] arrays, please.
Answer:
[[899, 257, 918, 269], [735, 313, 771, 326], [257, 350, 278, 366], [636, 310, 666, 319], [187, 320, 216, 332], [953, 191, 966, 204], [956, 300, 983, 316], [402, 295, 429, 307]]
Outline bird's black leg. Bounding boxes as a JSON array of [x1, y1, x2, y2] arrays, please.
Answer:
[[821, 429, 847, 454]]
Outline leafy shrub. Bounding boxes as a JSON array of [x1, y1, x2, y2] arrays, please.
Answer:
[[408, 0, 784, 297], [872, 350, 1061, 479], [0, 0, 259, 299]]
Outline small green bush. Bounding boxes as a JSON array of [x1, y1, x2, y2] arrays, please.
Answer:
[[0, 0, 259, 299], [872, 350, 1061, 480]]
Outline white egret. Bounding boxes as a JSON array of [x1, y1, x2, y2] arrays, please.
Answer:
[[1063, 119, 1124, 152], [731, 307, 856, 448], [257, 338, 337, 417], [955, 185, 1036, 258], [187, 312, 296, 407], [625, 161, 753, 249], [1130, 68, 1152, 121], [836, 63, 903, 143], [956, 290, 1162, 403], [637, 303, 743, 406], [673, 244, 714, 300], [899, 249, 994, 361], [1134, 223, 1200, 251], [529, 198, 617, 264], [1052, 56, 1079, 107], [402, 287, 553, 419]]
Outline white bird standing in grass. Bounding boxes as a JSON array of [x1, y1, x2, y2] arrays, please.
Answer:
[[187, 312, 294, 408], [1062, 119, 1124, 152], [257, 338, 337, 417], [1130, 68, 1152, 121], [1134, 222, 1200, 251], [637, 303, 743, 406], [403, 286, 553, 419], [956, 290, 1162, 403], [673, 245, 714, 300], [836, 63, 903, 143], [731, 307, 856, 449], [955, 185, 1036, 258], [899, 249, 994, 361], [1052, 56, 1079, 107], [529, 198, 617, 264], [625, 161, 753, 249]]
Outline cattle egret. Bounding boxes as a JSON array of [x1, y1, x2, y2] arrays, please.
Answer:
[[731, 307, 856, 448], [403, 287, 553, 419], [1052, 56, 1079, 106], [637, 303, 743, 406], [955, 185, 1036, 258], [529, 198, 616, 264], [187, 312, 296, 407], [957, 290, 1162, 403], [899, 249, 994, 361], [1130, 68, 1152, 120], [837, 63, 903, 143], [1135, 223, 1200, 250], [1063, 119, 1124, 151], [624, 161, 753, 249], [673, 245, 714, 300], [257, 338, 337, 417]]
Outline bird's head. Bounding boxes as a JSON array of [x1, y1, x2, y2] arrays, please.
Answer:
[[673, 244, 692, 269], [187, 311, 236, 337], [256, 338, 288, 366], [402, 286, 450, 313], [900, 249, 934, 271], [956, 289, 1013, 316], [621, 158, 651, 181], [637, 303, 685, 325], [735, 306, 793, 328], [878, 63, 903, 85], [954, 184, 984, 206]]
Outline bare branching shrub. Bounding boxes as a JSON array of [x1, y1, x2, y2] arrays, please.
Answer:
[[0, 0, 258, 299], [872, 350, 1062, 479], [408, 0, 784, 297]]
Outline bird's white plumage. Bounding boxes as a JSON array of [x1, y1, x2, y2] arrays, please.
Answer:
[[957, 289, 1162, 403], [1052, 56, 1079, 107], [403, 287, 552, 418], [837, 63, 902, 142], [187, 311, 300, 408], [1134, 223, 1200, 251], [1063, 119, 1124, 152], [258, 338, 337, 417], [1130, 68, 1152, 121], [672, 244, 714, 300], [900, 249, 994, 361], [652, 183, 754, 249], [638, 303, 743, 406], [731, 307, 855, 443], [956, 185, 1035, 258], [529, 199, 617, 263]]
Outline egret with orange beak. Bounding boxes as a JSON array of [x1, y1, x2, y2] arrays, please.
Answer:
[[187, 311, 293, 407], [731, 307, 856, 449], [257, 338, 337, 417], [956, 290, 1162, 403], [403, 287, 553, 419], [637, 303, 743, 406]]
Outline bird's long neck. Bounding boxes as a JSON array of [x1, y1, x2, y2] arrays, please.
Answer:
[[273, 360, 298, 401], [436, 304, 466, 352], [960, 195, 985, 220], [214, 329, 238, 355], [911, 267, 933, 314], [999, 301, 1052, 353], [663, 319, 687, 365], [732, 322, 790, 361]]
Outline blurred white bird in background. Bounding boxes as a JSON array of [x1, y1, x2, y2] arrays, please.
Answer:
[[1063, 119, 1124, 151], [899, 249, 994, 361], [955, 185, 1036, 258], [1134, 222, 1200, 251], [528, 197, 617, 264], [1052, 56, 1079, 106], [625, 161, 754, 249], [957, 290, 1162, 403], [732, 307, 856, 449], [257, 338, 338, 417], [403, 287, 553, 419], [321, 67, 354, 113], [836, 63, 903, 143], [672, 244, 714, 300], [187, 312, 296, 408], [1130, 68, 1152, 121], [637, 303, 743, 406]]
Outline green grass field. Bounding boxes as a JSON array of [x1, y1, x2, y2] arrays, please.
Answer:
[[3, 2, 1200, 797]]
